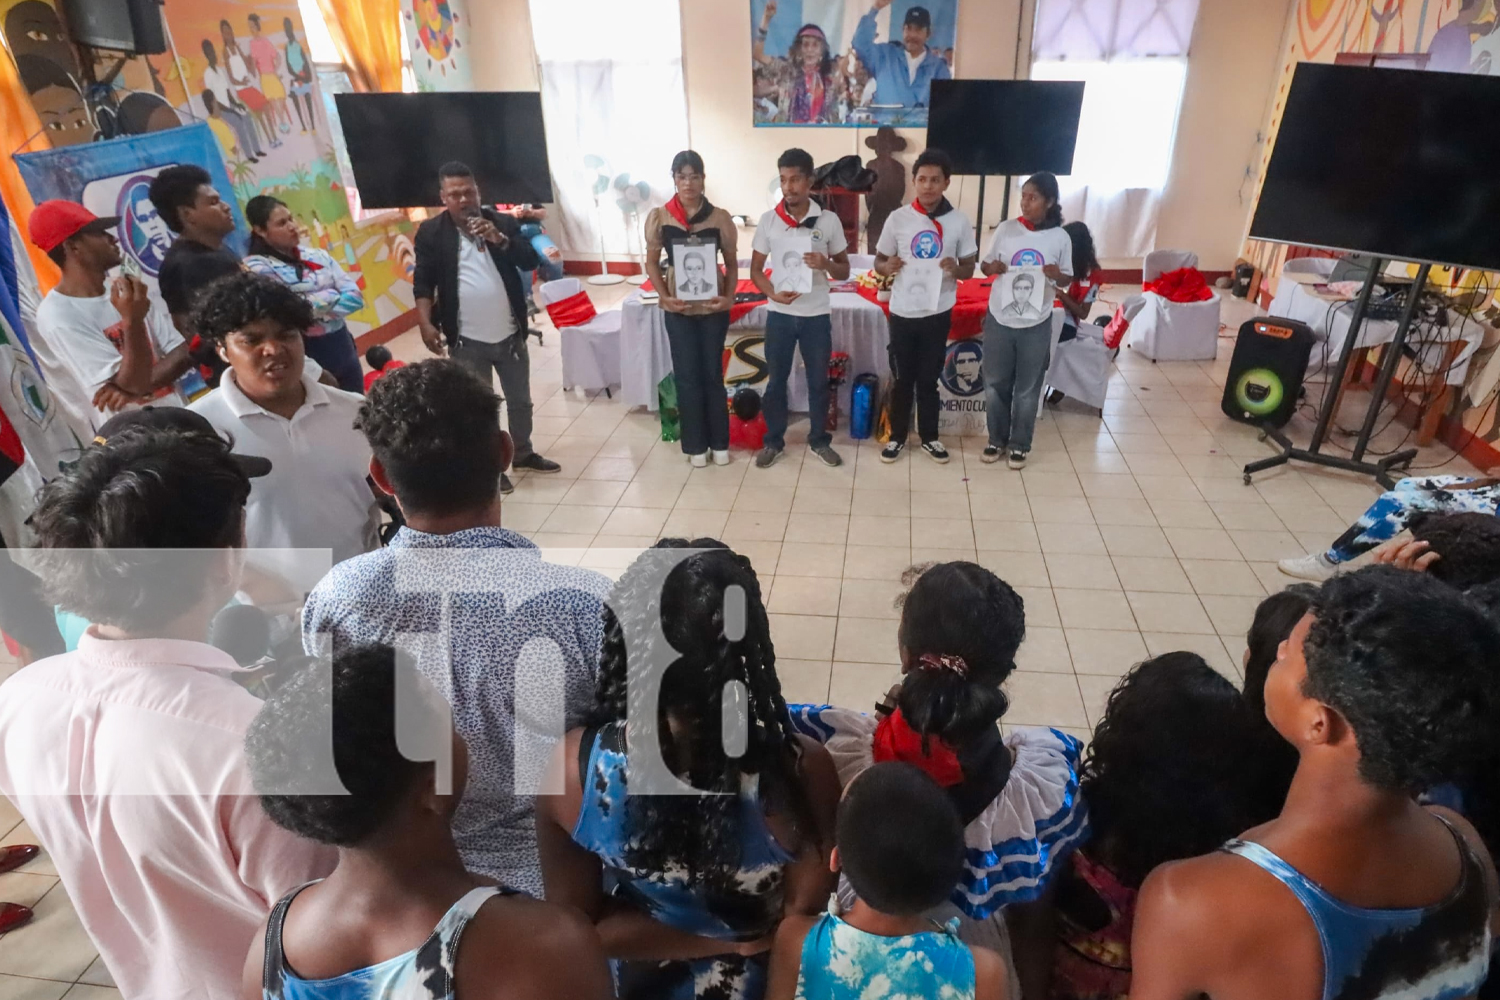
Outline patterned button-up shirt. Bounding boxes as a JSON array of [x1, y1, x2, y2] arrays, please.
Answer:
[[301, 526, 610, 896]]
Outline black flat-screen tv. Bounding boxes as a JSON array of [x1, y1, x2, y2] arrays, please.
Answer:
[[335, 92, 553, 209], [1250, 63, 1500, 271], [926, 80, 1084, 177]]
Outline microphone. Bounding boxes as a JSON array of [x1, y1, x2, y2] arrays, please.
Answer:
[[459, 205, 487, 250], [210, 604, 272, 667]]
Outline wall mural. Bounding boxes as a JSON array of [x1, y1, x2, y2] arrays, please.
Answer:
[[405, 0, 472, 91], [1, 0, 186, 145], [0, 0, 415, 338], [1244, 0, 1500, 453]]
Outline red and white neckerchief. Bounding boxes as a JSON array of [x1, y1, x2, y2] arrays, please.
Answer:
[[1017, 216, 1038, 231], [774, 200, 818, 230]]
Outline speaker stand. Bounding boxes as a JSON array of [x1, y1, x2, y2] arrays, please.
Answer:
[[1241, 259, 1427, 491]]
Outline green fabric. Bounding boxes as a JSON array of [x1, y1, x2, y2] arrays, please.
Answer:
[[658, 373, 681, 443]]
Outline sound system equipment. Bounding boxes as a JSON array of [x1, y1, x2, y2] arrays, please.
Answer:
[[1221, 317, 1316, 428], [60, 0, 167, 55]]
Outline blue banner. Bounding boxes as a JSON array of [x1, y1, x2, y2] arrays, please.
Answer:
[[14, 121, 249, 262]]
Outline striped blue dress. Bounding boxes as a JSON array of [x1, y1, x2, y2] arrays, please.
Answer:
[[789, 706, 1087, 925]]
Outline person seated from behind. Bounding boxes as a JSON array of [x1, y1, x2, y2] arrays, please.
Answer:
[[1369, 510, 1500, 592], [1051, 652, 1283, 1000], [537, 539, 840, 1000], [1279, 474, 1500, 581], [1130, 567, 1500, 1000], [766, 762, 1006, 1000], [241, 642, 613, 1000], [1240, 585, 1316, 814], [362, 343, 406, 394], [786, 562, 1085, 999]]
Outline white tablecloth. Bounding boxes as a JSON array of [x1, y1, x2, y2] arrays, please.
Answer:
[[1267, 279, 1482, 385], [621, 291, 893, 412]]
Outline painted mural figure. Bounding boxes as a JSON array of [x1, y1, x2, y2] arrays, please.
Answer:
[[200, 37, 265, 160], [219, 18, 278, 150], [282, 16, 317, 133], [247, 12, 292, 136]]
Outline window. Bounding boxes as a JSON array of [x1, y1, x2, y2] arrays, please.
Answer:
[[295, 0, 341, 63], [1030, 57, 1187, 193], [1030, 0, 1199, 257], [295, 0, 414, 218]]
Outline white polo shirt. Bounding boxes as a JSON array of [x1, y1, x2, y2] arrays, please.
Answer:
[[876, 202, 978, 318], [190, 369, 379, 566], [752, 201, 848, 317]]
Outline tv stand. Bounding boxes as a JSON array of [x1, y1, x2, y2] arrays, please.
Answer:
[[1242, 256, 1426, 490]]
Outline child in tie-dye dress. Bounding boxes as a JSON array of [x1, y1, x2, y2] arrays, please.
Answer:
[[766, 762, 1007, 1000]]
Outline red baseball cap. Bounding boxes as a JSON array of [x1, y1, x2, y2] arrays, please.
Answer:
[[27, 200, 120, 253]]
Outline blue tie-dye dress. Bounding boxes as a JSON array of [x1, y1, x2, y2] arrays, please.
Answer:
[[571, 721, 796, 1000], [794, 911, 977, 1000]]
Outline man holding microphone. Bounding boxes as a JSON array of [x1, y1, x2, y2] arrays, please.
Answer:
[[413, 161, 560, 492]]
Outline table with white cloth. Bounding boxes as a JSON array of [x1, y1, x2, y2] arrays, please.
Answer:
[[620, 290, 892, 413], [621, 291, 1067, 436], [1268, 278, 1484, 386]]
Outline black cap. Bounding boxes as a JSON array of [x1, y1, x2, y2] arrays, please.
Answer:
[[93, 407, 272, 478], [905, 5, 932, 30]]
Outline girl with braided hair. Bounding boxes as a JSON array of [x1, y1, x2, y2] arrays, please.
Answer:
[[538, 539, 840, 1000], [789, 561, 1086, 998]]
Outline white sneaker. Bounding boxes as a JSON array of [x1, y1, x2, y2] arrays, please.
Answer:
[[689, 452, 708, 469], [1278, 551, 1339, 581], [712, 450, 730, 466]]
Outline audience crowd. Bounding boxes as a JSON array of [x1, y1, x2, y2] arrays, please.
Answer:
[[3, 194, 1500, 1000]]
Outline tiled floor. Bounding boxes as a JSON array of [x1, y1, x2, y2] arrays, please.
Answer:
[[1, 281, 1486, 987]]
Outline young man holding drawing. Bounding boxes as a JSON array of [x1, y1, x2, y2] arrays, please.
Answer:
[[874, 148, 976, 464], [750, 147, 851, 469]]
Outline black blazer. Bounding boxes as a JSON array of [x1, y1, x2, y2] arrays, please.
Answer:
[[413, 208, 542, 348]]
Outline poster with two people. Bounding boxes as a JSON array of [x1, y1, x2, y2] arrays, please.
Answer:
[[751, 0, 957, 126]]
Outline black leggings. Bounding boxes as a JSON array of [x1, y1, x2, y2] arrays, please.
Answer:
[[887, 310, 953, 444]]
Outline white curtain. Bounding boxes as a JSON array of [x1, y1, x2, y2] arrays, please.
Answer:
[[1031, 0, 1197, 259], [529, 0, 689, 258]]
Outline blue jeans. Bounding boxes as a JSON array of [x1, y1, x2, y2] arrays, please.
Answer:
[[519, 226, 564, 298], [303, 327, 364, 394], [764, 312, 832, 451], [982, 313, 1052, 453]]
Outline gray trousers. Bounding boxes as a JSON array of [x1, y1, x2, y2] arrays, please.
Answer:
[[452, 335, 535, 460], [982, 313, 1052, 453]]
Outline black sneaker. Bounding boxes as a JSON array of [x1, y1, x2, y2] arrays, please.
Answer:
[[1045, 387, 1065, 405], [500, 473, 516, 495], [981, 446, 1002, 464], [514, 453, 561, 474], [1008, 450, 1028, 470], [880, 441, 905, 463], [920, 441, 950, 464]]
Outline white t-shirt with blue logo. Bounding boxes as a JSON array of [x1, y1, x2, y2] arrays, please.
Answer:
[[876, 203, 978, 319], [983, 219, 1073, 329]]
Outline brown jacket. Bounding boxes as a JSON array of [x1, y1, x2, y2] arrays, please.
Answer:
[[644, 204, 738, 317]]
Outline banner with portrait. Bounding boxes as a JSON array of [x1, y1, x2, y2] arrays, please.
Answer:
[[15, 123, 249, 325], [750, 0, 958, 126]]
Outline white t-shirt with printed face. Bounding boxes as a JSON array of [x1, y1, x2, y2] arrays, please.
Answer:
[[32, 289, 186, 434], [983, 219, 1073, 329], [455, 235, 517, 344], [876, 202, 978, 318], [752, 202, 849, 317]]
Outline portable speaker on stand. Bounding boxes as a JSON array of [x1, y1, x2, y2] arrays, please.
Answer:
[[1222, 317, 1319, 484], [1221, 317, 1315, 430]]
